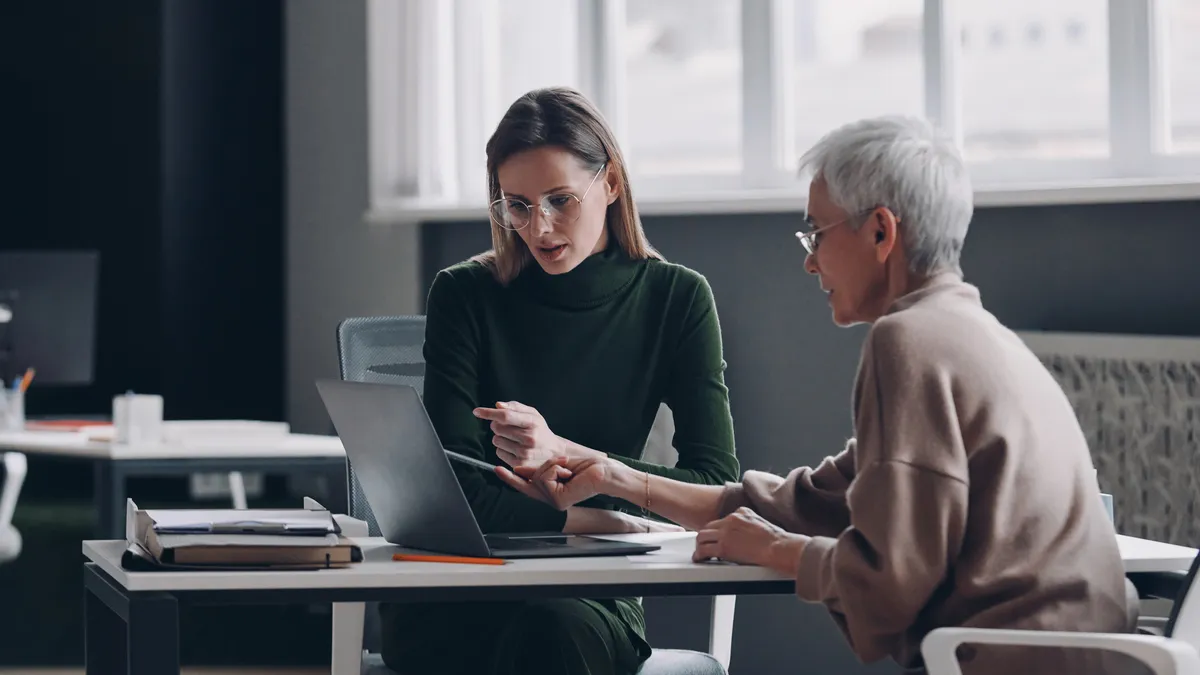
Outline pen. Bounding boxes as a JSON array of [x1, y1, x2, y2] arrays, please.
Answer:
[[445, 449, 498, 472], [18, 368, 34, 394], [392, 553, 506, 565]]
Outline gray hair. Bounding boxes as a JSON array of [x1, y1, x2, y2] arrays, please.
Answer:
[[798, 116, 973, 275]]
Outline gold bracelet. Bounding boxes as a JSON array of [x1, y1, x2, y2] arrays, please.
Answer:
[[643, 472, 653, 532]]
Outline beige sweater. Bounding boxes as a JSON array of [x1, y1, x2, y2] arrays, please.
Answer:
[[720, 274, 1134, 674]]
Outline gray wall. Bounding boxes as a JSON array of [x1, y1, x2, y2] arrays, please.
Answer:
[[286, 0, 422, 433], [420, 200, 1200, 674]]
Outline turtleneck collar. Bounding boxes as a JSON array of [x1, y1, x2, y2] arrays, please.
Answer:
[[884, 272, 979, 316], [513, 243, 643, 310]]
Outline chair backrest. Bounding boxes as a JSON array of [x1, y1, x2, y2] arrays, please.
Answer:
[[1164, 552, 1200, 646], [0, 452, 27, 563], [335, 315, 426, 537]]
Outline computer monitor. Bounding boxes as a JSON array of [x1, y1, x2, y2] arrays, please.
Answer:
[[0, 251, 99, 386]]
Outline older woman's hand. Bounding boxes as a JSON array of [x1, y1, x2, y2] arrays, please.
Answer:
[[494, 455, 612, 510], [693, 507, 810, 574]]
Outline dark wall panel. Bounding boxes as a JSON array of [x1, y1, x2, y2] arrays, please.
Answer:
[[1, 0, 284, 422], [1, 0, 166, 414], [161, 0, 285, 421], [0, 1, 288, 666]]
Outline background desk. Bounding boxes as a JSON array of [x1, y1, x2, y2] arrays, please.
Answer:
[[0, 431, 346, 538], [82, 534, 795, 675]]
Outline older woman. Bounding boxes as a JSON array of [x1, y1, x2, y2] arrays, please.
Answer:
[[498, 116, 1136, 674]]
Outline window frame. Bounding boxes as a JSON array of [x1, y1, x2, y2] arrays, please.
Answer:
[[366, 0, 1200, 224]]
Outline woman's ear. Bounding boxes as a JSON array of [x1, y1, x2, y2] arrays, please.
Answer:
[[873, 208, 900, 263], [604, 166, 621, 206]]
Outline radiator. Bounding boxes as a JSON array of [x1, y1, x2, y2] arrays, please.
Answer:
[[1019, 331, 1200, 548]]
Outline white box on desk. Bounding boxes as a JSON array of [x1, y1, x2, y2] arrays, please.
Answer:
[[112, 394, 163, 444]]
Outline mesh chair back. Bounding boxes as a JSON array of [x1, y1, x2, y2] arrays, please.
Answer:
[[335, 315, 426, 537]]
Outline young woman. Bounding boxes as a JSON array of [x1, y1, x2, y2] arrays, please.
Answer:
[[378, 87, 740, 675]]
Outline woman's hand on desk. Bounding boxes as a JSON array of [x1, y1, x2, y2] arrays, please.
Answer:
[[693, 507, 809, 574], [473, 401, 606, 470]]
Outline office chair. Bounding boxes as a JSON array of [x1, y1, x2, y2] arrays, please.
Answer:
[[922, 553, 1200, 674], [332, 315, 426, 674], [0, 452, 28, 563], [332, 315, 734, 675]]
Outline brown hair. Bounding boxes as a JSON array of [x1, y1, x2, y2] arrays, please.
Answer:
[[473, 86, 662, 284]]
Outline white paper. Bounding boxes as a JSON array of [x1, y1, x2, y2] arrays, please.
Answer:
[[146, 508, 337, 534]]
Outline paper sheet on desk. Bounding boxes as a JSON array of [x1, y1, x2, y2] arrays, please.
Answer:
[[144, 507, 339, 534], [587, 532, 740, 565], [589, 532, 696, 546]]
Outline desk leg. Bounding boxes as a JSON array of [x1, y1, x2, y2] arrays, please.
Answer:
[[85, 585, 126, 674], [94, 461, 127, 539], [127, 593, 180, 675], [85, 564, 180, 675]]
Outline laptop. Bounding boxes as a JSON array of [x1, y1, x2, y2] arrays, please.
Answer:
[[315, 379, 660, 559]]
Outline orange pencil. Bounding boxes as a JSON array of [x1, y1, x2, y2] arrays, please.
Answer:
[[392, 553, 506, 565], [17, 368, 34, 393]]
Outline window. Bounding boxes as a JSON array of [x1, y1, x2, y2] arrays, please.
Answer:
[[497, 0, 582, 117], [366, 0, 1200, 219], [960, 0, 1109, 163], [1167, 0, 1200, 153], [792, 0, 925, 164], [625, 0, 742, 175], [1025, 23, 1045, 45]]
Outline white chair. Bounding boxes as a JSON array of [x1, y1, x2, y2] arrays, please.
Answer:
[[921, 554, 1200, 675], [0, 451, 28, 563]]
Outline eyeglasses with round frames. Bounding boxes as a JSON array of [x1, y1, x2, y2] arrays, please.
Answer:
[[489, 163, 607, 231]]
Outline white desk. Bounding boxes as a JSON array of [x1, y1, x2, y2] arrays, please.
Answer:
[[81, 533, 793, 675], [0, 430, 346, 538], [80, 532, 1198, 675], [1118, 534, 1197, 574]]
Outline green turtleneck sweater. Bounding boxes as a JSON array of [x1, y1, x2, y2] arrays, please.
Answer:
[[422, 245, 740, 534]]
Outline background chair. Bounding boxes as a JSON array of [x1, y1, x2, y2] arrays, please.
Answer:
[[332, 315, 735, 675], [333, 315, 427, 674], [921, 551, 1200, 674], [0, 452, 27, 564]]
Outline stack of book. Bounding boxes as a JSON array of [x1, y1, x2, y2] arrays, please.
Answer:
[[123, 501, 362, 570]]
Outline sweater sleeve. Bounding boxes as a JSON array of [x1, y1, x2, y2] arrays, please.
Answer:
[[792, 321, 970, 663], [608, 274, 740, 487], [717, 440, 855, 538], [422, 269, 568, 534]]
